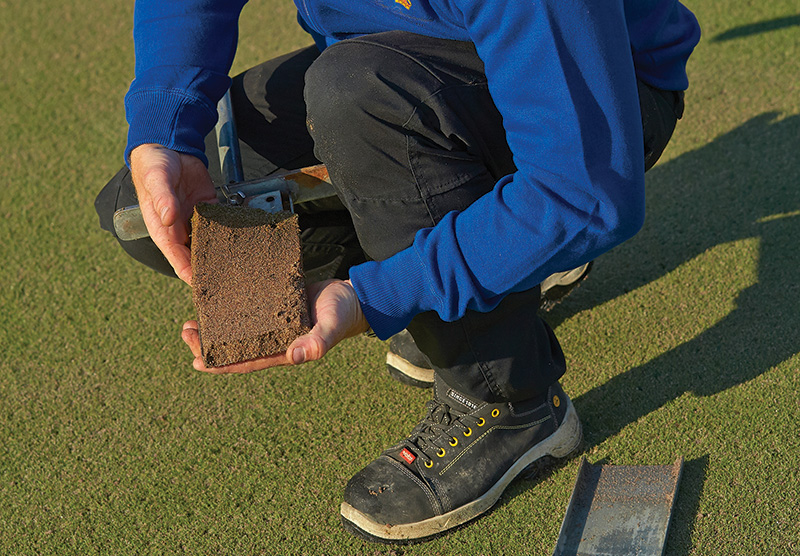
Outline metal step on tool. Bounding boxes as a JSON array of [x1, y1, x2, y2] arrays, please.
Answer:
[[552, 456, 684, 556], [113, 90, 336, 241]]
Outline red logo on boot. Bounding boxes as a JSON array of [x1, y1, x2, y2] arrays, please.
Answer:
[[400, 448, 416, 465]]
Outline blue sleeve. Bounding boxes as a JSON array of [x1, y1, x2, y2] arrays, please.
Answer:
[[350, 0, 652, 339], [124, 0, 248, 166]]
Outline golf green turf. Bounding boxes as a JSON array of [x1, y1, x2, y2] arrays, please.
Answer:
[[1, 0, 798, 553]]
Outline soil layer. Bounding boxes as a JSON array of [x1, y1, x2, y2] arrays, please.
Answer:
[[191, 203, 310, 367]]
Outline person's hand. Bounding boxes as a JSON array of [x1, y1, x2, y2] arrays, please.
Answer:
[[130, 144, 217, 285], [181, 279, 371, 374]]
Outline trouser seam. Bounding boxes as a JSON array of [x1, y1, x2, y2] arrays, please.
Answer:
[[462, 313, 503, 400], [405, 133, 438, 225], [399, 81, 489, 129], [329, 38, 448, 87]]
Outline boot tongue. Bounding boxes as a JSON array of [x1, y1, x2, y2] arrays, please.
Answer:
[[389, 377, 483, 473], [433, 374, 481, 414]]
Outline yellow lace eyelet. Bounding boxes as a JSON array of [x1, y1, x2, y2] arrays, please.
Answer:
[[463, 427, 472, 437], [449, 437, 458, 447], [553, 395, 561, 408], [491, 408, 500, 418], [425, 460, 433, 468], [437, 448, 446, 458], [477, 418, 486, 427]]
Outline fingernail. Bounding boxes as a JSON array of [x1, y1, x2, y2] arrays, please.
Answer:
[[292, 347, 306, 364], [160, 206, 169, 222]]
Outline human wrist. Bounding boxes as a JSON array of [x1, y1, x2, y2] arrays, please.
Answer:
[[124, 86, 213, 167], [343, 279, 371, 336]]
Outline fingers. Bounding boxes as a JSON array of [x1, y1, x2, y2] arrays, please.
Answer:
[[284, 280, 370, 364], [180, 321, 203, 368], [286, 333, 328, 364], [195, 353, 290, 375], [130, 145, 215, 285], [165, 244, 193, 285], [143, 164, 181, 228], [180, 310, 337, 373], [131, 145, 189, 280], [150, 221, 192, 284], [131, 145, 181, 222], [180, 280, 370, 374]]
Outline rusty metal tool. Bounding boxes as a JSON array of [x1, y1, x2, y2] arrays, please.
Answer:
[[552, 456, 684, 556]]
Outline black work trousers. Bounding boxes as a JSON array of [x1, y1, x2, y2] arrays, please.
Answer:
[[96, 31, 683, 403]]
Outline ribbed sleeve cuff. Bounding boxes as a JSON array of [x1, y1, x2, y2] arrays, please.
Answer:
[[348, 247, 439, 340], [124, 87, 218, 167]]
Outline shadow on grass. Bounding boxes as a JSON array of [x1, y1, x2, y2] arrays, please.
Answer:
[[665, 455, 709, 555], [509, 113, 798, 553], [540, 110, 799, 427], [712, 14, 800, 42], [560, 112, 800, 447]]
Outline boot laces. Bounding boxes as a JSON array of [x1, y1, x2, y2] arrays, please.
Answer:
[[408, 400, 469, 458]]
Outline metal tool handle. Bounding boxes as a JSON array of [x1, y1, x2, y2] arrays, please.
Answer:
[[113, 88, 336, 241], [215, 90, 246, 203]]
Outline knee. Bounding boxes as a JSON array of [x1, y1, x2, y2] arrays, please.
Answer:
[[304, 39, 425, 145], [304, 42, 380, 140], [95, 167, 177, 278], [94, 166, 129, 232]]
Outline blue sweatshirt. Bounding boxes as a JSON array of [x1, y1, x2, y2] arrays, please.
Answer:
[[125, 0, 700, 340]]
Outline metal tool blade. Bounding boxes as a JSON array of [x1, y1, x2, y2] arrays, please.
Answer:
[[552, 457, 684, 556]]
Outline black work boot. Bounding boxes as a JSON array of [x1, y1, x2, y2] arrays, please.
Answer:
[[385, 330, 434, 388], [385, 263, 593, 388], [340, 376, 583, 543], [538, 261, 593, 312]]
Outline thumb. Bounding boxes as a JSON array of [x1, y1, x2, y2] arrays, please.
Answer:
[[287, 323, 336, 364], [284, 279, 369, 366]]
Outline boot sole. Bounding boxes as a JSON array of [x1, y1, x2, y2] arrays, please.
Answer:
[[340, 399, 583, 543], [385, 351, 434, 388], [539, 262, 593, 312]]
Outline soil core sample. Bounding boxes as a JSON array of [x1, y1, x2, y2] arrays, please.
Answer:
[[191, 203, 311, 367]]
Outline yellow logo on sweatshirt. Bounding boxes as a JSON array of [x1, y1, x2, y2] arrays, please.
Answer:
[[395, 0, 411, 9]]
